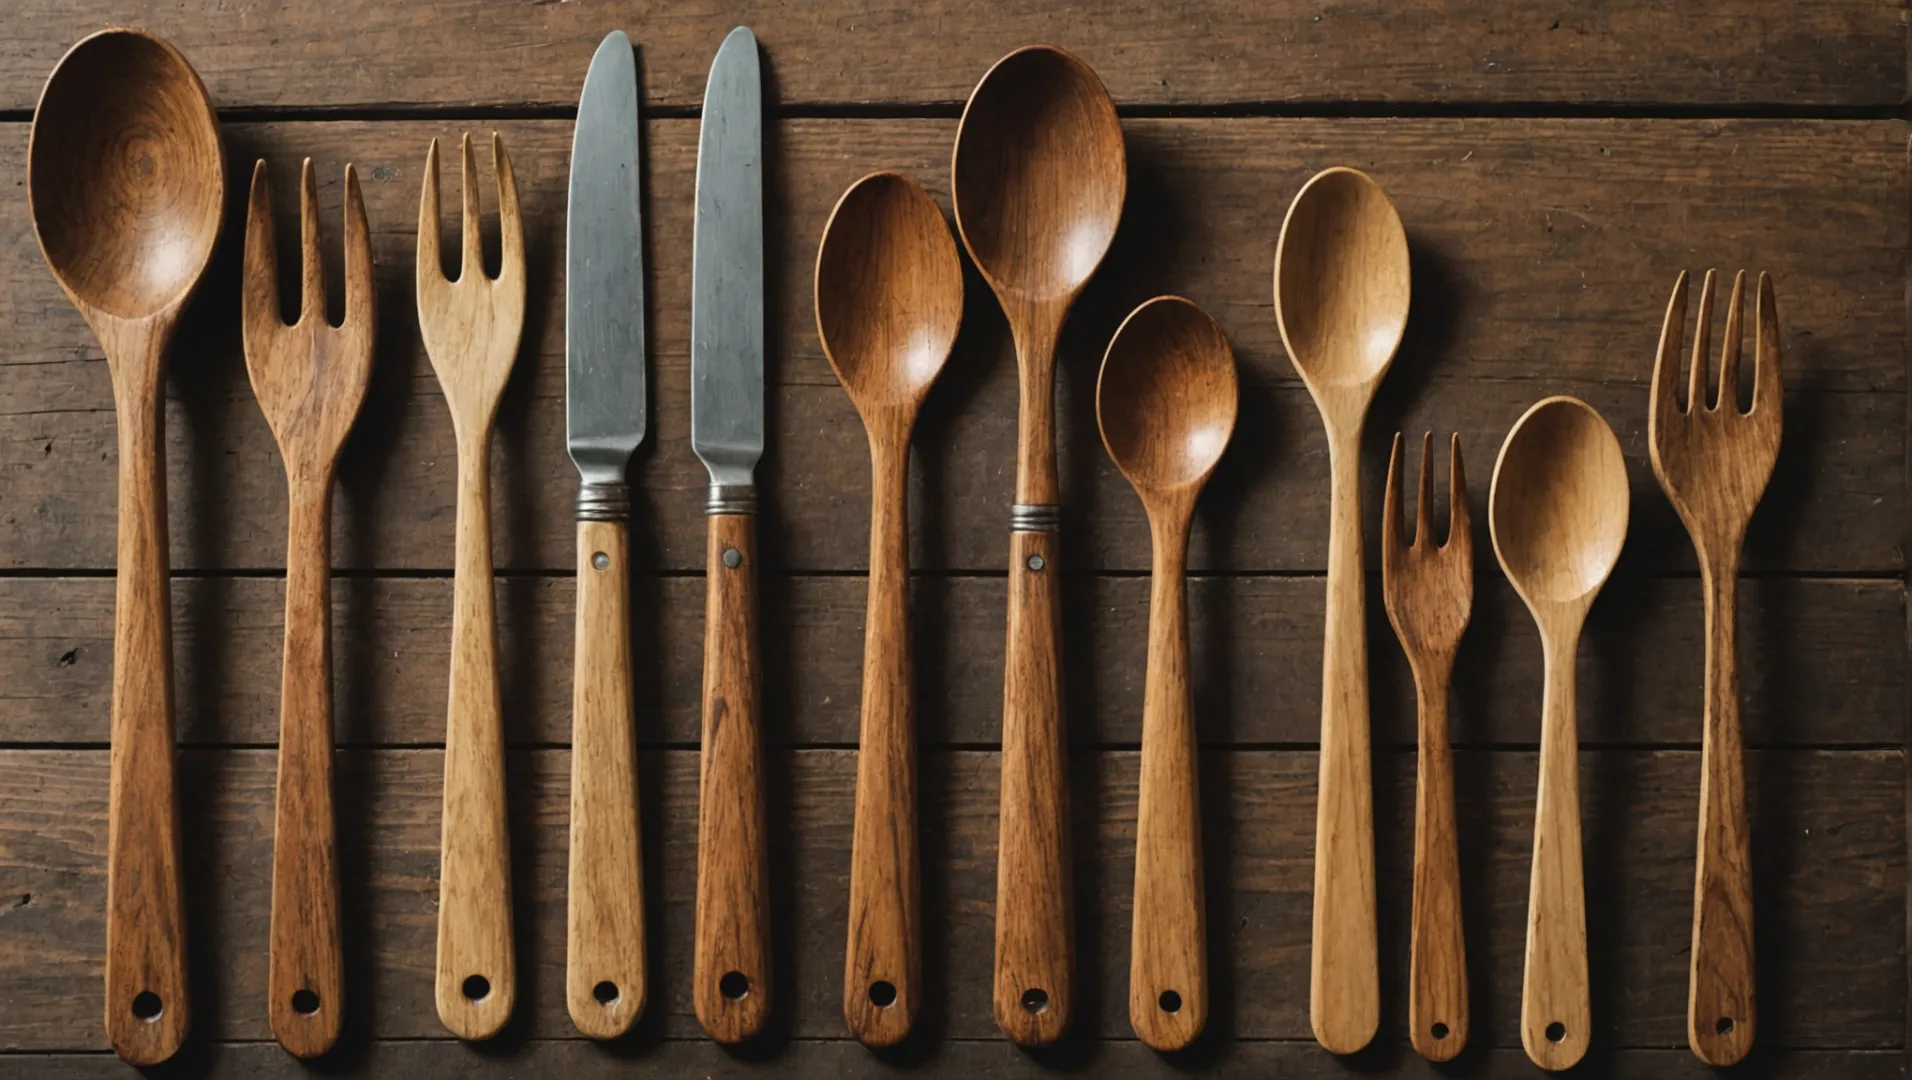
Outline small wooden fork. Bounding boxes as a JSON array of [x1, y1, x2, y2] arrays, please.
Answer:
[[1381, 432, 1472, 1063], [1649, 270, 1781, 1067], [416, 132, 526, 1042], [242, 157, 374, 1060]]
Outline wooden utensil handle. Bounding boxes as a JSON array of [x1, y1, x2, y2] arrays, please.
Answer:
[[993, 525, 1071, 1046], [1690, 562, 1754, 1065], [693, 509, 771, 1043], [268, 484, 344, 1058], [845, 440, 919, 1046], [1522, 631, 1590, 1070], [1408, 659, 1467, 1062], [567, 515, 646, 1039], [104, 365, 190, 1066], [1129, 523, 1205, 1051], [436, 436, 515, 1041], [1310, 440, 1377, 1054]]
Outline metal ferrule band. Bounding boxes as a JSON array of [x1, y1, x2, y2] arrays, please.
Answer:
[[707, 483, 757, 516], [1010, 503, 1063, 533], [577, 481, 630, 522]]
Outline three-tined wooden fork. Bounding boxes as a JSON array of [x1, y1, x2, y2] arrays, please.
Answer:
[[241, 157, 375, 1060], [1381, 432, 1472, 1063], [1649, 270, 1782, 1067]]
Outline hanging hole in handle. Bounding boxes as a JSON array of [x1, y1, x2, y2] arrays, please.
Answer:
[[291, 989, 321, 1016], [593, 980, 619, 1005], [1716, 1016, 1734, 1035], [868, 981, 897, 1008], [462, 974, 491, 1002], [719, 971, 750, 1000], [1431, 1021, 1449, 1040], [1020, 987, 1049, 1014], [130, 991, 162, 1022], [1158, 989, 1182, 1014], [1545, 1021, 1566, 1043]]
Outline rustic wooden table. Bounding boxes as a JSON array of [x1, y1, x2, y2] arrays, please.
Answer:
[[0, 3, 1904, 1077]]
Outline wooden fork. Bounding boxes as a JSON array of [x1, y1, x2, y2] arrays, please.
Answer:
[[1381, 432, 1472, 1062], [416, 132, 526, 1042], [1649, 269, 1781, 1067], [242, 158, 374, 1059]]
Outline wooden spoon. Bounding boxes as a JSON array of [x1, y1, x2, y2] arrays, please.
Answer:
[[1272, 165, 1408, 1055], [1489, 395, 1629, 1072], [815, 171, 964, 1047], [28, 28, 224, 1067], [952, 43, 1125, 1047], [1096, 296, 1237, 1052]]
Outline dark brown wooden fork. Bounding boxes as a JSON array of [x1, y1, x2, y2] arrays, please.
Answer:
[[1381, 432, 1472, 1063]]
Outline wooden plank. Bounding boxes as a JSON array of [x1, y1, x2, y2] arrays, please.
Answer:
[[0, 1, 1899, 110], [0, 748, 1898, 1049], [0, 119, 1900, 573], [0, 575, 1896, 749], [0, 1039, 1899, 1079]]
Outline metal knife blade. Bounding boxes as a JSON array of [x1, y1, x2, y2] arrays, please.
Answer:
[[690, 26, 764, 493], [567, 29, 646, 491]]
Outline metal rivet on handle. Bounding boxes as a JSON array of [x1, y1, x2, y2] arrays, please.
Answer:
[[1026, 554, 1045, 572], [723, 547, 743, 569], [592, 551, 610, 570]]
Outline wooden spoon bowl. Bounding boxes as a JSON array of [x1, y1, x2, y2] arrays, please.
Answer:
[[1098, 296, 1238, 498], [1490, 396, 1630, 607], [1274, 167, 1409, 394]]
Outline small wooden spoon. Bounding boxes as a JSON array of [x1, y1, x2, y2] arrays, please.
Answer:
[[816, 171, 964, 1047], [28, 28, 224, 1067], [1489, 395, 1630, 1072], [1097, 296, 1237, 1052], [953, 43, 1125, 1047], [1273, 166, 1409, 1055]]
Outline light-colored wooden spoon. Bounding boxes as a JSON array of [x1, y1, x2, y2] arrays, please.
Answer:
[[28, 28, 225, 1067], [1273, 165, 1409, 1055], [952, 43, 1125, 1047], [1096, 296, 1237, 1052], [815, 171, 964, 1047], [1489, 395, 1629, 1072]]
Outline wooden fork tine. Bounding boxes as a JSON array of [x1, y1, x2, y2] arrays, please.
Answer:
[[1688, 269, 1715, 412], [243, 159, 282, 344], [1652, 270, 1688, 427], [298, 158, 324, 326], [1415, 431, 1434, 550], [459, 133, 483, 282], [492, 132, 524, 290], [1716, 270, 1745, 412], [1383, 432, 1406, 567], [1446, 434, 1470, 560], [417, 138, 447, 290], [1753, 272, 1782, 416], [341, 163, 376, 351]]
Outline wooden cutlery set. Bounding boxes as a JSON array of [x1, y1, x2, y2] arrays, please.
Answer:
[[27, 23, 1779, 1073]]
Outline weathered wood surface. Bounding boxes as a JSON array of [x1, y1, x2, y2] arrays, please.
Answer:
[[0, 575, 1895, 749], [0, 119, 1901, 574], [0, 749, 1899, 1050], [0, 1, 1901, 110]]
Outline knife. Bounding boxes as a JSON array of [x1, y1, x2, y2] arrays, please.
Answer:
[[565, 28, 647, 1040], [690, 25, 771, 1045]]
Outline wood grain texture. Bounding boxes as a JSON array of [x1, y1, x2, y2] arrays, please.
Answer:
[[566, 520, 645, 1039], [0, 120, 1902, 575], [0, 1, 1900, 109], [416, 132, 525, 1042], [0, 748, 1899, 1048], [693, 513, 772, 1043], [1648, 271, 1782, 1066], [241, 155, 376, 1059]]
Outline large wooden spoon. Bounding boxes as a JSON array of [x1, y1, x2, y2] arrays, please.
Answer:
[[952, 44, 1125, 1047], [1096, 296, 1236, 1052], [816, 171, 964, 1047], [28, 28, 224, 1067], [1489, 395, 1629, 1071], [1273, 166, 1408, 1055]]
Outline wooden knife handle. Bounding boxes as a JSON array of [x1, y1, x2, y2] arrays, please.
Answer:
[[993, 526, 1071, 1046], [844, 440, 919, 1046], [1408, 659, 1467, 1062], [436, 436, 515, 1040], [567, 516, 646, 1039], [1129, 526, 1205, 1051], [1690, 564, 1754, 1065], [103, 356, 190, 1066], [693, 509, 771, 1043], [1522, 631, 1589, 1071], [268, 484, 344, 1058], [1311, 439, 1378, 1055]]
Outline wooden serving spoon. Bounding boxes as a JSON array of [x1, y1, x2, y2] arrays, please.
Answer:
[[815, 171, 964, 1047], [952, 44, 1126, 1047], [28, 28, 224, 1067], [1273, 166, 1409, 1055], [1096, 296, 1237, 1052], [1489, 395, 1629, 1072]]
